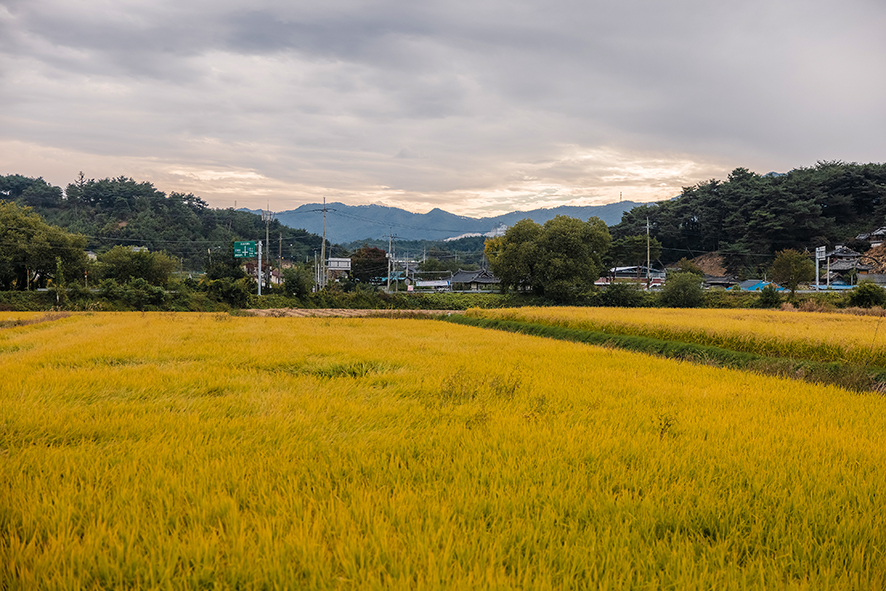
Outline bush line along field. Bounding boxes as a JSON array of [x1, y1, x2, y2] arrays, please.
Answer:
[[464, 307, 886, 368], [2, 312, 886, 589]]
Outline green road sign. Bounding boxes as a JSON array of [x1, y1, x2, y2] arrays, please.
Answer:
[[234, 241, 256, 258]]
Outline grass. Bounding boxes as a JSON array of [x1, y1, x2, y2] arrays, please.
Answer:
[[2, 312, 886, 589]]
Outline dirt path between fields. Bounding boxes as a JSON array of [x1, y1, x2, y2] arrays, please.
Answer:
[[244, 308, 462, 318]]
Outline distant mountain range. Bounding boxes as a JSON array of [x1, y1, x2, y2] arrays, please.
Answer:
[[251, 201, 644, 243]]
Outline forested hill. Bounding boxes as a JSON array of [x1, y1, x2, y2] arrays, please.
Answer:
[[0, 174, 326, 270], [611, 162, 886, 274]]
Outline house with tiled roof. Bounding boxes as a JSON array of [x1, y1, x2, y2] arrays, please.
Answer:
[[823, 245, 873, 284], [856, 227, 886, 248], [449, 268, 500, 291]]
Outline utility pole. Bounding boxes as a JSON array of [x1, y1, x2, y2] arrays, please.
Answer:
[[262, 205, 274, 289], [646, 217, 651, 286], [320, 197, 327, 289], [827, 253, 831, 289], [385, 233, 399, 292], [302, 200, 335, 289], [386, 233, 393, 292], [257, 240, 263, 296]]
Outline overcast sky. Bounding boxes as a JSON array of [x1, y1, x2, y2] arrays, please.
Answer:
[[1, 0, 884, 216]]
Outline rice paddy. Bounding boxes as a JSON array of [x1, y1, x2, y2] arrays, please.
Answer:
[[2, 311, 885, 589], [465, 306, 886, 366]]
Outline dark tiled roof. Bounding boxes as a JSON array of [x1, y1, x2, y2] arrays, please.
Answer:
[[450, 269, 500, 284]]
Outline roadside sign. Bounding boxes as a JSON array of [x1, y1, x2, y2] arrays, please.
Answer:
[[815, 246, 826, 260], [234, 241, 256, 258]]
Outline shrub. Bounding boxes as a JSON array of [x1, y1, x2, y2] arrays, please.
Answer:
[[702, 290, 756, 309], [283, 266, 315, 299], [848, 281, 886, 308], [659, 272, 704, 308], [598, 282, 645, 308], [756, 284, 781, 308], [204, 277, 255, 308], [120, 278, 167, 311]]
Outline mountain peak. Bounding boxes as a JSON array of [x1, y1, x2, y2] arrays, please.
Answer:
[[273, 201, 642, 243]]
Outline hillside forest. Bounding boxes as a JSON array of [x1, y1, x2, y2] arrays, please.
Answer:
[[0, 173, 328, 271], [611, 161, 886, 275]]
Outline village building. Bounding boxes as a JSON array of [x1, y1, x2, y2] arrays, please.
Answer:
[[856, 227, 886, 248]]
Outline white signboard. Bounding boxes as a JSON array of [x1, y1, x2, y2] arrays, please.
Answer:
[[326, 257, 351, 270]]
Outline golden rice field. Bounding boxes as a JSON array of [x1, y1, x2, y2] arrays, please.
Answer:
[[465, 306, 886, 367], [2, 311, 886, 590]]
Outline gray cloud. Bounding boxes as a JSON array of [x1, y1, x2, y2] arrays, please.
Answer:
[[1, 0, 884, 214]]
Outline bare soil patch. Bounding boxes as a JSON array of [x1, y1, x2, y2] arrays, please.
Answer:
[[243, 308, 460, 318]]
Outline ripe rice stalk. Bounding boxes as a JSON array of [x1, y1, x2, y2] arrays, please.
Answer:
[[1, 312, 885, 589]]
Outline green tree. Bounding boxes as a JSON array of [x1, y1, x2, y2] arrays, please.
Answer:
[[203, 276, 255, 308], [283, 265, 315, 298], [770, 249, 815, 298], [119, 277, 167, 311], [0, 201, 87, 290], [350, 246, 388, 285], [205, 243, 248, 282], [757, 284, 782, 308], [538, 216, 611, 301], [488, 219, 543, 294], [659, 272, 704, 308], [483, 235, 504, 269], [847, 281, 886, 308], [489, 216, 610, 302], [97, 245, 177, 287], [0, 175, 64, 209]]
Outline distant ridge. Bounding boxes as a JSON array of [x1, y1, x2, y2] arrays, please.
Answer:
[[259, 201, 645, 243]]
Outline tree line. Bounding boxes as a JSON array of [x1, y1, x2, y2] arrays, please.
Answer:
[[3, 161, 886, 309], [0, 173, 329, 271], [611, 162, 886, 275]]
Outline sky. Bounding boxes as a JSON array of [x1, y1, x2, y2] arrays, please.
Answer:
[[1, 0, 884, 217]]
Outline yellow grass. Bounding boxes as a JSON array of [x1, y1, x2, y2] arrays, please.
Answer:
[[2, 312, 886, 589], [466, 306, 886, 366]]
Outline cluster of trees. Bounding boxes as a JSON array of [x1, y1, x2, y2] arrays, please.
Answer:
[[0, 201, 87, 291], [0, 199, 305, 308], [481, 210, 879, 307], [0, 173, 329, 271], [485, 215, 611, 302], [349, 247, 388, 285], [612, 162, 886, 275]]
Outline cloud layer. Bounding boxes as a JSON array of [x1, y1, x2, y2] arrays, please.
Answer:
[[2, 0, 884, 215]]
